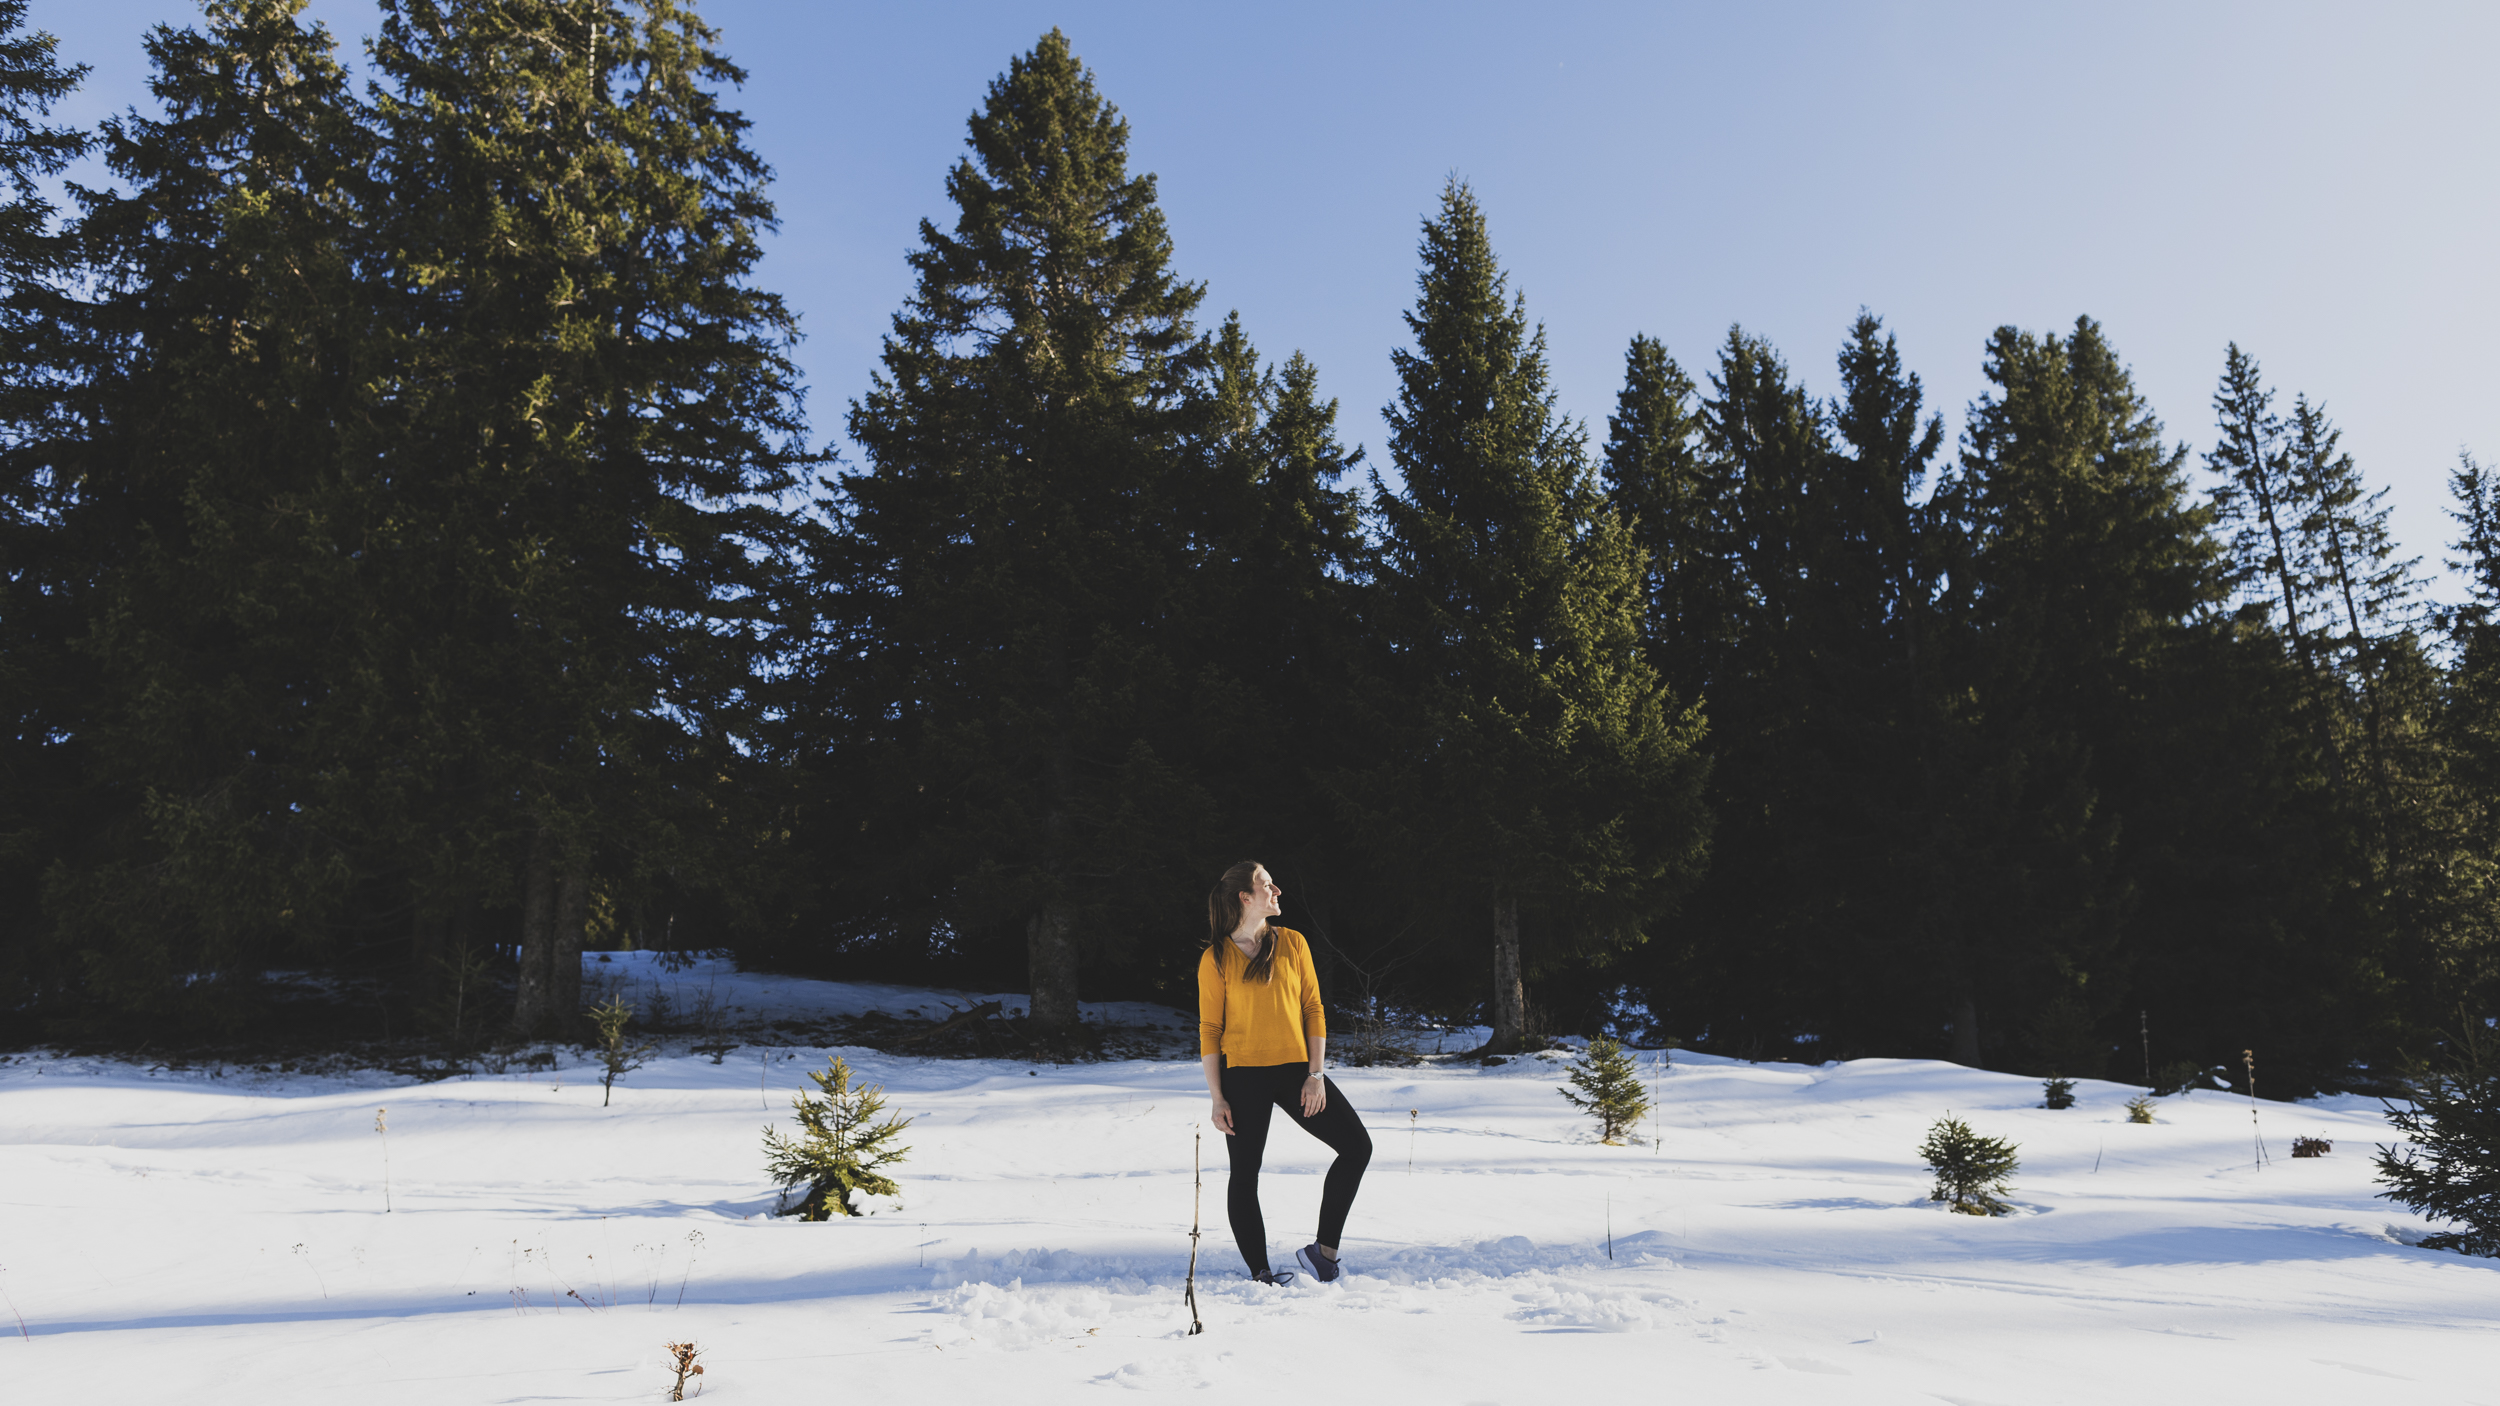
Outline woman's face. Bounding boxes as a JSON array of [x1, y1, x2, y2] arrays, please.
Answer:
[[1242, 868, 1283, 923]]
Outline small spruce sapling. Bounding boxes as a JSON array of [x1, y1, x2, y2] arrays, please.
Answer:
[[1560, 1036, 1652, 1145], [589, 996, 657, 1107], [2374, 1026, 2500, 1257], [1919, 1115, 2020, 1216], [2042, 1078, 2076, 1110], [762, 1055, 913, 1219], [2124, 1094, 2156, 1124]]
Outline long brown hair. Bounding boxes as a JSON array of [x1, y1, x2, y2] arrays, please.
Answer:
[[1205, 860, 1278, 983]]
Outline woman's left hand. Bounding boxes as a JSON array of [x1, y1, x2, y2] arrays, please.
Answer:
[[1301, 1074, 1326, 1117]]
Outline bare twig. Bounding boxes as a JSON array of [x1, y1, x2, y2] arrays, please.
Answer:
[[664, 1341, 704, 1400], [2244, 1049, 2271, 1169], [1184, 1127, 1204, 1336]]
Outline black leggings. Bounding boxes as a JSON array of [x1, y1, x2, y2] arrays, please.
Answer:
[[1220, 1061, 1372, 1277]]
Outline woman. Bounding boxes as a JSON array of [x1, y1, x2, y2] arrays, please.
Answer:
[[1198, 860, 1372, 1285]]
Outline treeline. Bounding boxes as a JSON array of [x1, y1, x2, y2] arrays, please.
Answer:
[[4, 10, 2495, 1088]]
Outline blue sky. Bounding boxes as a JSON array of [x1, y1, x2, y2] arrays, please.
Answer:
[[39, 1, 2500, 596]]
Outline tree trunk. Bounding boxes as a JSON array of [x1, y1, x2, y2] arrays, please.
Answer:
[[551, 867, 589, 1034], [1486, 894, 1526, 1056], [1026, 903, 1081, 1037], [508, 828, 557, 1039], [1952, 991, 1981, 1066]]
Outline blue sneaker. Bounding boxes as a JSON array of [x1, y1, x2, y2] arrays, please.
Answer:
[[1250, 1268, 1296, 1286], [1294, 1243, 1342, 1284]]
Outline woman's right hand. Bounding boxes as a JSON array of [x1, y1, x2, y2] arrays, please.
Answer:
[[1209, 1097, 1234, 1135]]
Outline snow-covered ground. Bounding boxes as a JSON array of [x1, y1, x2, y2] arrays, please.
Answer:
[[2, 959, 2488, 1405]]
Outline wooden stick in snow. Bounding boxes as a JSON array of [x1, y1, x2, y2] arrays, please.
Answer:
[[1185, 1126, 1205, 1335]]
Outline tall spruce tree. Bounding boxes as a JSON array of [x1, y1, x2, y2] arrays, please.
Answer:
[[2288, 394, 2423, 853], [2204, 350, 2466, 1062], [0, 0, 81, 292], [366, 0, 810, 1035], [1622, 315, 1955, 1060], [2207, 345, 2319, 656], [2437, 454, 2500, 1020], [26, 1, 384, 1018], [2183, 352, 2397, 1077], [2277, 398, 2458, 1039], [0, 0, 91, 1008], [1933, 317, 2218, 1066], [1359, 180, 1707, 1054], [1182, 325, 1370, 965], [18, 0, 805, 1031], [2289, 396, 2418, 663], [1600, 333, 1726, 706], [1825, 313, 1944, 644], [1646, 327, 1835, 1053], [830, 31, 1217, 1039], [1794, 315, 1957, 1055]]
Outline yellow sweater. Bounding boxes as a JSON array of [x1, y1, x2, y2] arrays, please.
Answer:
[[1197, 926, 1327, 1066]]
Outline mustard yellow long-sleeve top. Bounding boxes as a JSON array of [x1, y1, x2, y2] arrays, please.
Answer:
[[1197, 926, 1328, 1066]]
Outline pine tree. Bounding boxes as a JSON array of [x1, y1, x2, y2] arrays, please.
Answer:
[[828, 31, 1224, 1039], [2233, 372, 2461, 1050], [1814, 314, 1963, 1049], [1625, 314, 1958, 1064], [0, 0, 92, 1010], [2375, 1029, 2500, 1257], [2437, 456, 2500, 1022], [1560, 1036, 1652, 1144], [1826, 312, 1945, 639], [1208, 342, 1367, 679], [2172, 351, 2439, 1078], [24, 0, 386, 1018], [1952, 318, 2219, 727], [1180, 324, 1371, 962], [1601, 333, 1727, 704], [2286, 394, 2428, 898], [25, 0, 809, 1029], [364, 0, 811, 1035], [2289, 395, 2420, 665], [1919, 1114, 2019, 1216], [2207, 344, 2320, 656], [763, 1055, 913, 1219], [2450, 454, 2500, 628], [0, 0, 81, 285], [1927, 318, 2218, 1067], [1359, 180, 1709, 1055], [1625, 326, 1826, 1056]]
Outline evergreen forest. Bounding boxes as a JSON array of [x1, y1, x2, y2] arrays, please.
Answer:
[[6, 6, 2497, 1092]]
